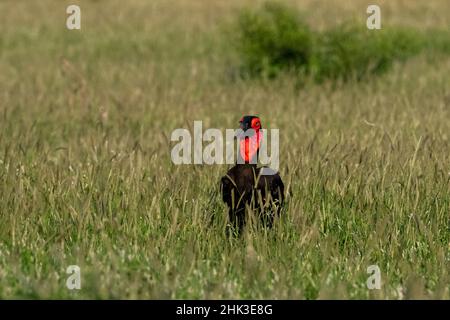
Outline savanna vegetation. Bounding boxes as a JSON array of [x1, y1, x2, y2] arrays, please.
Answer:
[[0, 0, 449, 299]]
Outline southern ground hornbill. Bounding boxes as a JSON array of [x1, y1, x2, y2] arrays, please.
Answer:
[[220, 116, 284, 232]]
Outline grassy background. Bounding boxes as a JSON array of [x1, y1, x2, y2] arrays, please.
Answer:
[[0, 0, 449, 299]]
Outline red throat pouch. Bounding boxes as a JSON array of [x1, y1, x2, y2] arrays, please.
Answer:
[[239, 130, 262, 163]]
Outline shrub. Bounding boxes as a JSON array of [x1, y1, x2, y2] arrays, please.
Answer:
[[233, 2, 448, 82], [313, 25, 426, 81], [235, 2, 313, 78]]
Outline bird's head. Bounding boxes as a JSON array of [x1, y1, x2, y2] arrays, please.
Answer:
[[239, 115, 261, 133], [238, 115, 263, 163]]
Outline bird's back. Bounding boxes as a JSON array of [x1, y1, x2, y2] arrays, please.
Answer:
[[221, 164, 284, 210]]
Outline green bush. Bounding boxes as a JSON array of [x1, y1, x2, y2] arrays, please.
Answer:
[[235, 2, 313, 78], [233, 2, 448, 82]]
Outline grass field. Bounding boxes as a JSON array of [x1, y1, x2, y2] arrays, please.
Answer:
[[0, 0, 449, 299]]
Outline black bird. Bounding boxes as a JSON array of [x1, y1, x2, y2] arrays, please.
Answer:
[[220, 116, 284, 232]]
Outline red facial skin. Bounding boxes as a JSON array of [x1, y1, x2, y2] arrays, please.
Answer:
[[239, 117, 262, 163]]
